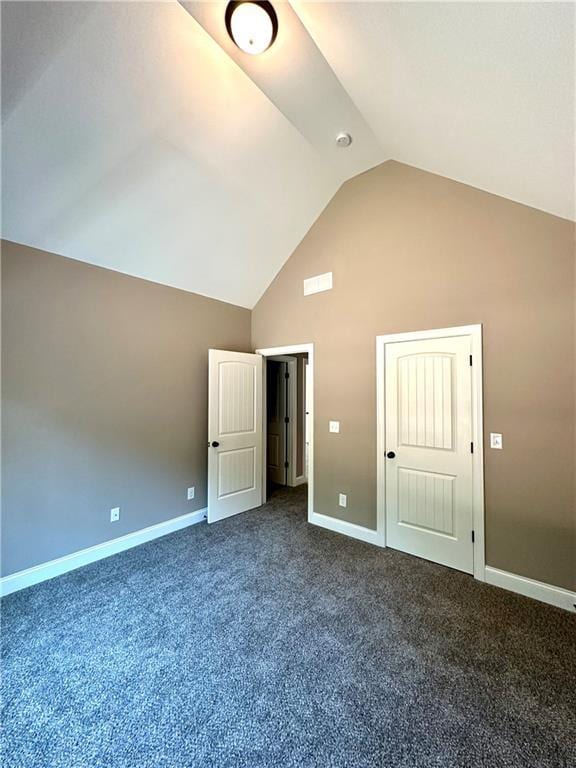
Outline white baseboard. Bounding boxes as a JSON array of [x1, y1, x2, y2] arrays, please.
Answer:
[[0, 507, 207, 598], [484, 566, 576, 613], [310, 512, 385, 547], [308, 518, 575, 611]]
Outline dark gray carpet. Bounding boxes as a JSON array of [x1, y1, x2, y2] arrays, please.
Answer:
[[2, 485, 575, 768]]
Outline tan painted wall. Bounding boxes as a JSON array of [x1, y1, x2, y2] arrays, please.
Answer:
[[252, 161, 576, 591], [1, 240, 251, 576]]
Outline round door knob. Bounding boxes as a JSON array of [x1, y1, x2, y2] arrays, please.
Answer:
[[386, 451, 396, 459], [211, 441, 220, 448]]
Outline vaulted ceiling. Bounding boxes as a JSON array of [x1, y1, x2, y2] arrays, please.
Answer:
[[2, 2, 574, 308]]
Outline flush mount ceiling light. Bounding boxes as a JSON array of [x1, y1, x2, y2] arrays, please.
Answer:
[[225, 1, 278, 55]]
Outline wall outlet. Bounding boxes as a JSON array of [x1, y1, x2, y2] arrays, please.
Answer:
[[339, 493, 347, 508], [110, 507, 120, 522], [490, 433, 503, 449], [329, 420, 340, 434], [187, 486, 195, 500]]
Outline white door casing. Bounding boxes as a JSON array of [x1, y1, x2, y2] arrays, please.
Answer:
[[256, 344, 314, 519], [377, 326, 485, 578], [208, 350, 263, 523]]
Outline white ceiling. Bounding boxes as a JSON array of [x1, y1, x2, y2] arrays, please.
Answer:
[[2, 2, 574, 308], [293, 1, 575, 222]]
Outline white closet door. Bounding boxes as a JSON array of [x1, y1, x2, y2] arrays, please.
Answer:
[[385, 336, 474, 573]]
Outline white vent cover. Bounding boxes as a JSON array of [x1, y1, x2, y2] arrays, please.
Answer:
[[304, 272, 333, 296]]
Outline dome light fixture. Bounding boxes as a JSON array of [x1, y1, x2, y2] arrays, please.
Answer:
[[225, 1, 278, 55]]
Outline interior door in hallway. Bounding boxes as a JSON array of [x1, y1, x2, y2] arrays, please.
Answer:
[[384, 335, 474, 573], [208, 350, 262, 523], [266, 361, 288, 486]]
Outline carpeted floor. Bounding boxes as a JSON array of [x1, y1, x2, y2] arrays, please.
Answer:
[[2, 485, 575, 768]]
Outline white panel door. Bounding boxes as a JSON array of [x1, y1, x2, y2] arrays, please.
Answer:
[[385, 336, 474, 573], [208, 350, 262, 523]]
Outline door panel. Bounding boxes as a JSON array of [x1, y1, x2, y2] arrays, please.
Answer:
[[397, 468, 455, 537], [385, 336, 473, 573], [398, 354, 454, 449], [219, 362, 256, 434], [208, 350, 262, 523], [267, 434, 281, 469], [217, 447, 257, 497], [266, 361, 287, 485]]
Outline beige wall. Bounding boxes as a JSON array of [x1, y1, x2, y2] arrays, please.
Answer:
[[252, 161, 576, 591], [1, 240, 251, 576], [3, 162, 575, 590]]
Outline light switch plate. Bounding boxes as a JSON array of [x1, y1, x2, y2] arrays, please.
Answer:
[[339, 493, 347, 508], [187, 487, 195, 500], [490, 433, 503, 449], [329, 420, 340, 433]]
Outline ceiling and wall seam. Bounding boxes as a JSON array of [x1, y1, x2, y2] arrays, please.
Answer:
[[2, 1, 573, 308]]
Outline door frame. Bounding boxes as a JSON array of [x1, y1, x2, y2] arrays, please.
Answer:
[[256, 343, 314, 523], [376, 325, 485, 581]]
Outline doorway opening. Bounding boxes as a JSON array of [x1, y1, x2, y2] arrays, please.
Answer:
[[256, 344, 314, 521], [265, 354, 310, 498]]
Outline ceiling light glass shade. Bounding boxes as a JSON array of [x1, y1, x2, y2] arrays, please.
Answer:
[[225, 1, 278, 55]]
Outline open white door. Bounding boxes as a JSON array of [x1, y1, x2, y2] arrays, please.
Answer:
[[208, 349, 263, 523]]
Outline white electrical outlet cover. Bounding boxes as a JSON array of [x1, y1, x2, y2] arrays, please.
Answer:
[[339, 493, 347, 508], [329, 421, 340, 433], [187, 487, 195, 500], [110, 507, 120, 522]]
